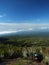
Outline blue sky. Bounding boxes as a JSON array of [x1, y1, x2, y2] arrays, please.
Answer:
[[0, 0, 49, 34], [0, 0, 49, 23]]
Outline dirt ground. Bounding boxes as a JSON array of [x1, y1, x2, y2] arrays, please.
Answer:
[[5, 58, 46, 65]]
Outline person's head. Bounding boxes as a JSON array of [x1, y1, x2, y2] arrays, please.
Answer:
[[37, 53, 43, 62], [46, 62, 49, 65]]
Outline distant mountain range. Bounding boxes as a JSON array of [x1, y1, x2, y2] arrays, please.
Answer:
[[0, 30, 49, 37]]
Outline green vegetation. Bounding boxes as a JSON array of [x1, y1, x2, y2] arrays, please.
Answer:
[[0, 36, 49, 63]]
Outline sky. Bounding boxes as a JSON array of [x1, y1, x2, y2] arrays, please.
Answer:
[[0, 0, 49, 34]]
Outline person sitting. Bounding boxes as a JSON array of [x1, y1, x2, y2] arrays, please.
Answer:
[[37, 53, 43, 62]]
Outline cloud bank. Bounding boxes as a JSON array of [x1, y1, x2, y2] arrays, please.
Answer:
[[0, 23, 49, 34]]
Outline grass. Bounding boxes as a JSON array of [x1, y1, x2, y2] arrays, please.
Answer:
[[14, 62, 22, 65], [12, 59, 30, 65]]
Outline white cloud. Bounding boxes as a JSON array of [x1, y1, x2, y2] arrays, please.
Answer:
[[0, 31, 17, 35], [0, 23, 49, 34], [0, 14, 6, 18], [40, 27, 48, 30], [0, 15, 3, 18]]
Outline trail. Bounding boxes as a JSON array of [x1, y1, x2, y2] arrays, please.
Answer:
[[2, 59, 45, 65]]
